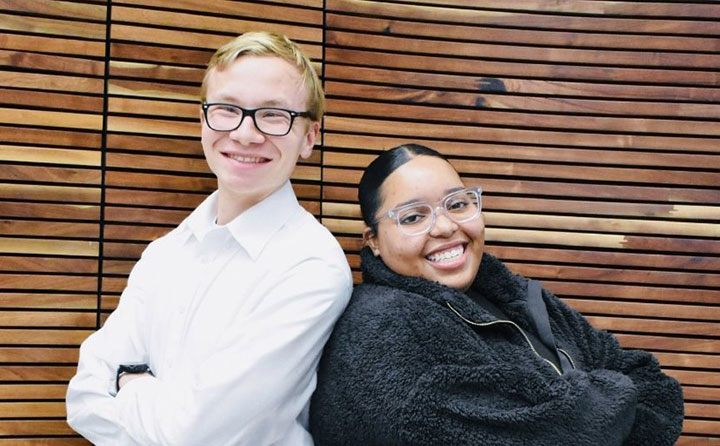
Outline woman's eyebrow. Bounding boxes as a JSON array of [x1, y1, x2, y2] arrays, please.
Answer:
[[394, 187, 465, 208], [444, 186, 464, 195], [395, 198, 423, 208]]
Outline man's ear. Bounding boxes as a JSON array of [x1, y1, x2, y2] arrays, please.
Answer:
[[362, 227, 380, 257], [300, 121, 320, 159]]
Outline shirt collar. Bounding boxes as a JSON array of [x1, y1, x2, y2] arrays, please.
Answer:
[[184, 191, 220, 242], [184, 181, 300, 260]]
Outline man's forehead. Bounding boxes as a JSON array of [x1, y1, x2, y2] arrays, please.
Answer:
[[206, 57, 307, 104], [214, 55, 302, 80], [206, 70, 309, 109]]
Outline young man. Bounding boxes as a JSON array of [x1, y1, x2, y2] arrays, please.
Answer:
[[66, 31, 352, 445]]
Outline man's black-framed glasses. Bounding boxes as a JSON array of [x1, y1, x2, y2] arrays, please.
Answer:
[[202, 102, 310, 136]]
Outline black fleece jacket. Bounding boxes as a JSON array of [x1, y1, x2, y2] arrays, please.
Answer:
[[310, 249, 684, 446]]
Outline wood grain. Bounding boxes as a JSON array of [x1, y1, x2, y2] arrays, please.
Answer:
[[0, 13, 105, 40], [324, 116, 720, 154], [0, 310, 95, 327], [324, 65, 720, 102], [0, 32, 105, 58], [326, 47, 720, 86], [0, 0, 106, 20], [114, 0, 323, 26], [327, 30, 720, 70], [325, 12, 720, 52], [328, 0, 720, 34]]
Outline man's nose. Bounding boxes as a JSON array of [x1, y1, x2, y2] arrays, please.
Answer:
[[229, 115, 265, 144]]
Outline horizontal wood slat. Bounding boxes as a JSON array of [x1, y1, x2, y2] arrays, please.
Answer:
[[325, 12, 720, 52], [326, 81, 720, 121], [0, 384, 68, 399], [330, 0, 720, 34], [324, 65, 720, 103], [0, 420, 75, 436], [326, 47, 720, 86], [380, 0, 720, 18], [113, 0, 324, 25], [0, 32, 105, 58], [325, 116, 720, 154], [328, 30, 720, 70], [0, 439, 90, 446]]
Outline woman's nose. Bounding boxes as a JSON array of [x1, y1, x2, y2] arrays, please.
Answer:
[[429, 210, 457, 236]]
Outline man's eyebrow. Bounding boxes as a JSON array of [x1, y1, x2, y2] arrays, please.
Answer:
[[210, 96, 292, 108], [260, 99, 292, 108]]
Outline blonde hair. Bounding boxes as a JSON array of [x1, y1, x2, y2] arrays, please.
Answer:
[[200, 31, 324, 122]]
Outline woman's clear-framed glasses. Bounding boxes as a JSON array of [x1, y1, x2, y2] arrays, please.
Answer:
[[376, 187, 482, 236], [202, 102, 310, 136]]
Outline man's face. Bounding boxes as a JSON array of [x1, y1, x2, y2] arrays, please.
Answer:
[[201, 55, 318, 209]]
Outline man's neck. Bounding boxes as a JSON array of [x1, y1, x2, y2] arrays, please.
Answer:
[[215, 187, 275, 225]]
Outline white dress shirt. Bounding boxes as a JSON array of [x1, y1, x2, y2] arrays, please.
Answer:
[[66, 181, 352, 445]]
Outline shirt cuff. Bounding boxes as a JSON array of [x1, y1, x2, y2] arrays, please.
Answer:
[[114, 375, 161, 445]]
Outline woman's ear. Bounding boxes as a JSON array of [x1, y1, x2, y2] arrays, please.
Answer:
[[362, 227, 380, 257]]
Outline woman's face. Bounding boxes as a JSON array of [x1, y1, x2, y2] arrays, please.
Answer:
[[366, 155, 485, 290]]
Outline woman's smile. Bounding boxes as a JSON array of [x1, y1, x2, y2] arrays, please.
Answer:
[[425, 242, 467, 268]]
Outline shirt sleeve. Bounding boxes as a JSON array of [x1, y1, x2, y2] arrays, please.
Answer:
[[109, 256, 352, 445], [544, 289, 685, 446], [66, 246, 156, 446]]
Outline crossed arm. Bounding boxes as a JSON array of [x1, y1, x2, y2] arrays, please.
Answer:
[[398, 291, 684, 446]]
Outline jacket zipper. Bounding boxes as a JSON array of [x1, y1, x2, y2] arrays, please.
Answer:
[[558, 348, 576, 369], [446, 302, 563, 376]]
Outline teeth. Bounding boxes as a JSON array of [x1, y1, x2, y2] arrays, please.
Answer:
[[427, 246, 463, 263], [228, 154, 265, 163]]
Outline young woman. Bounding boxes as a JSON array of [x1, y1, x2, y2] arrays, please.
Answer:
[[310, 144, 683, 446]]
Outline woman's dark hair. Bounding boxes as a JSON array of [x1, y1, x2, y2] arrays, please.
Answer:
[[358, 143, 447, 234]]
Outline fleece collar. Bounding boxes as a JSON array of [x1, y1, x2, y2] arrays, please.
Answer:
[[360, 247, 534, 327]]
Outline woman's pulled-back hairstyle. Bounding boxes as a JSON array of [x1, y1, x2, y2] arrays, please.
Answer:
[[358, 144, 446, 234]]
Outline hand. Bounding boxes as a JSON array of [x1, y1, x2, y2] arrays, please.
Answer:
[[118, 371, 153, 390]]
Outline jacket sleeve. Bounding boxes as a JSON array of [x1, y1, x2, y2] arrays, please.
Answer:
[[545, 289, 684, 446], [101, 258, 351, 446], [399, 361, 639, 446]]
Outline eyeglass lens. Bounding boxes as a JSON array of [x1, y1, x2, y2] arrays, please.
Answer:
[[395, 190, 480, 235], [206, 104, 293, 135]]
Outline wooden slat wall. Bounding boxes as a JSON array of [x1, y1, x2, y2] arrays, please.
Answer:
[[0, 0, 717, 443], [0, 0, 106, 443], [321, 1, 719, 444]]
